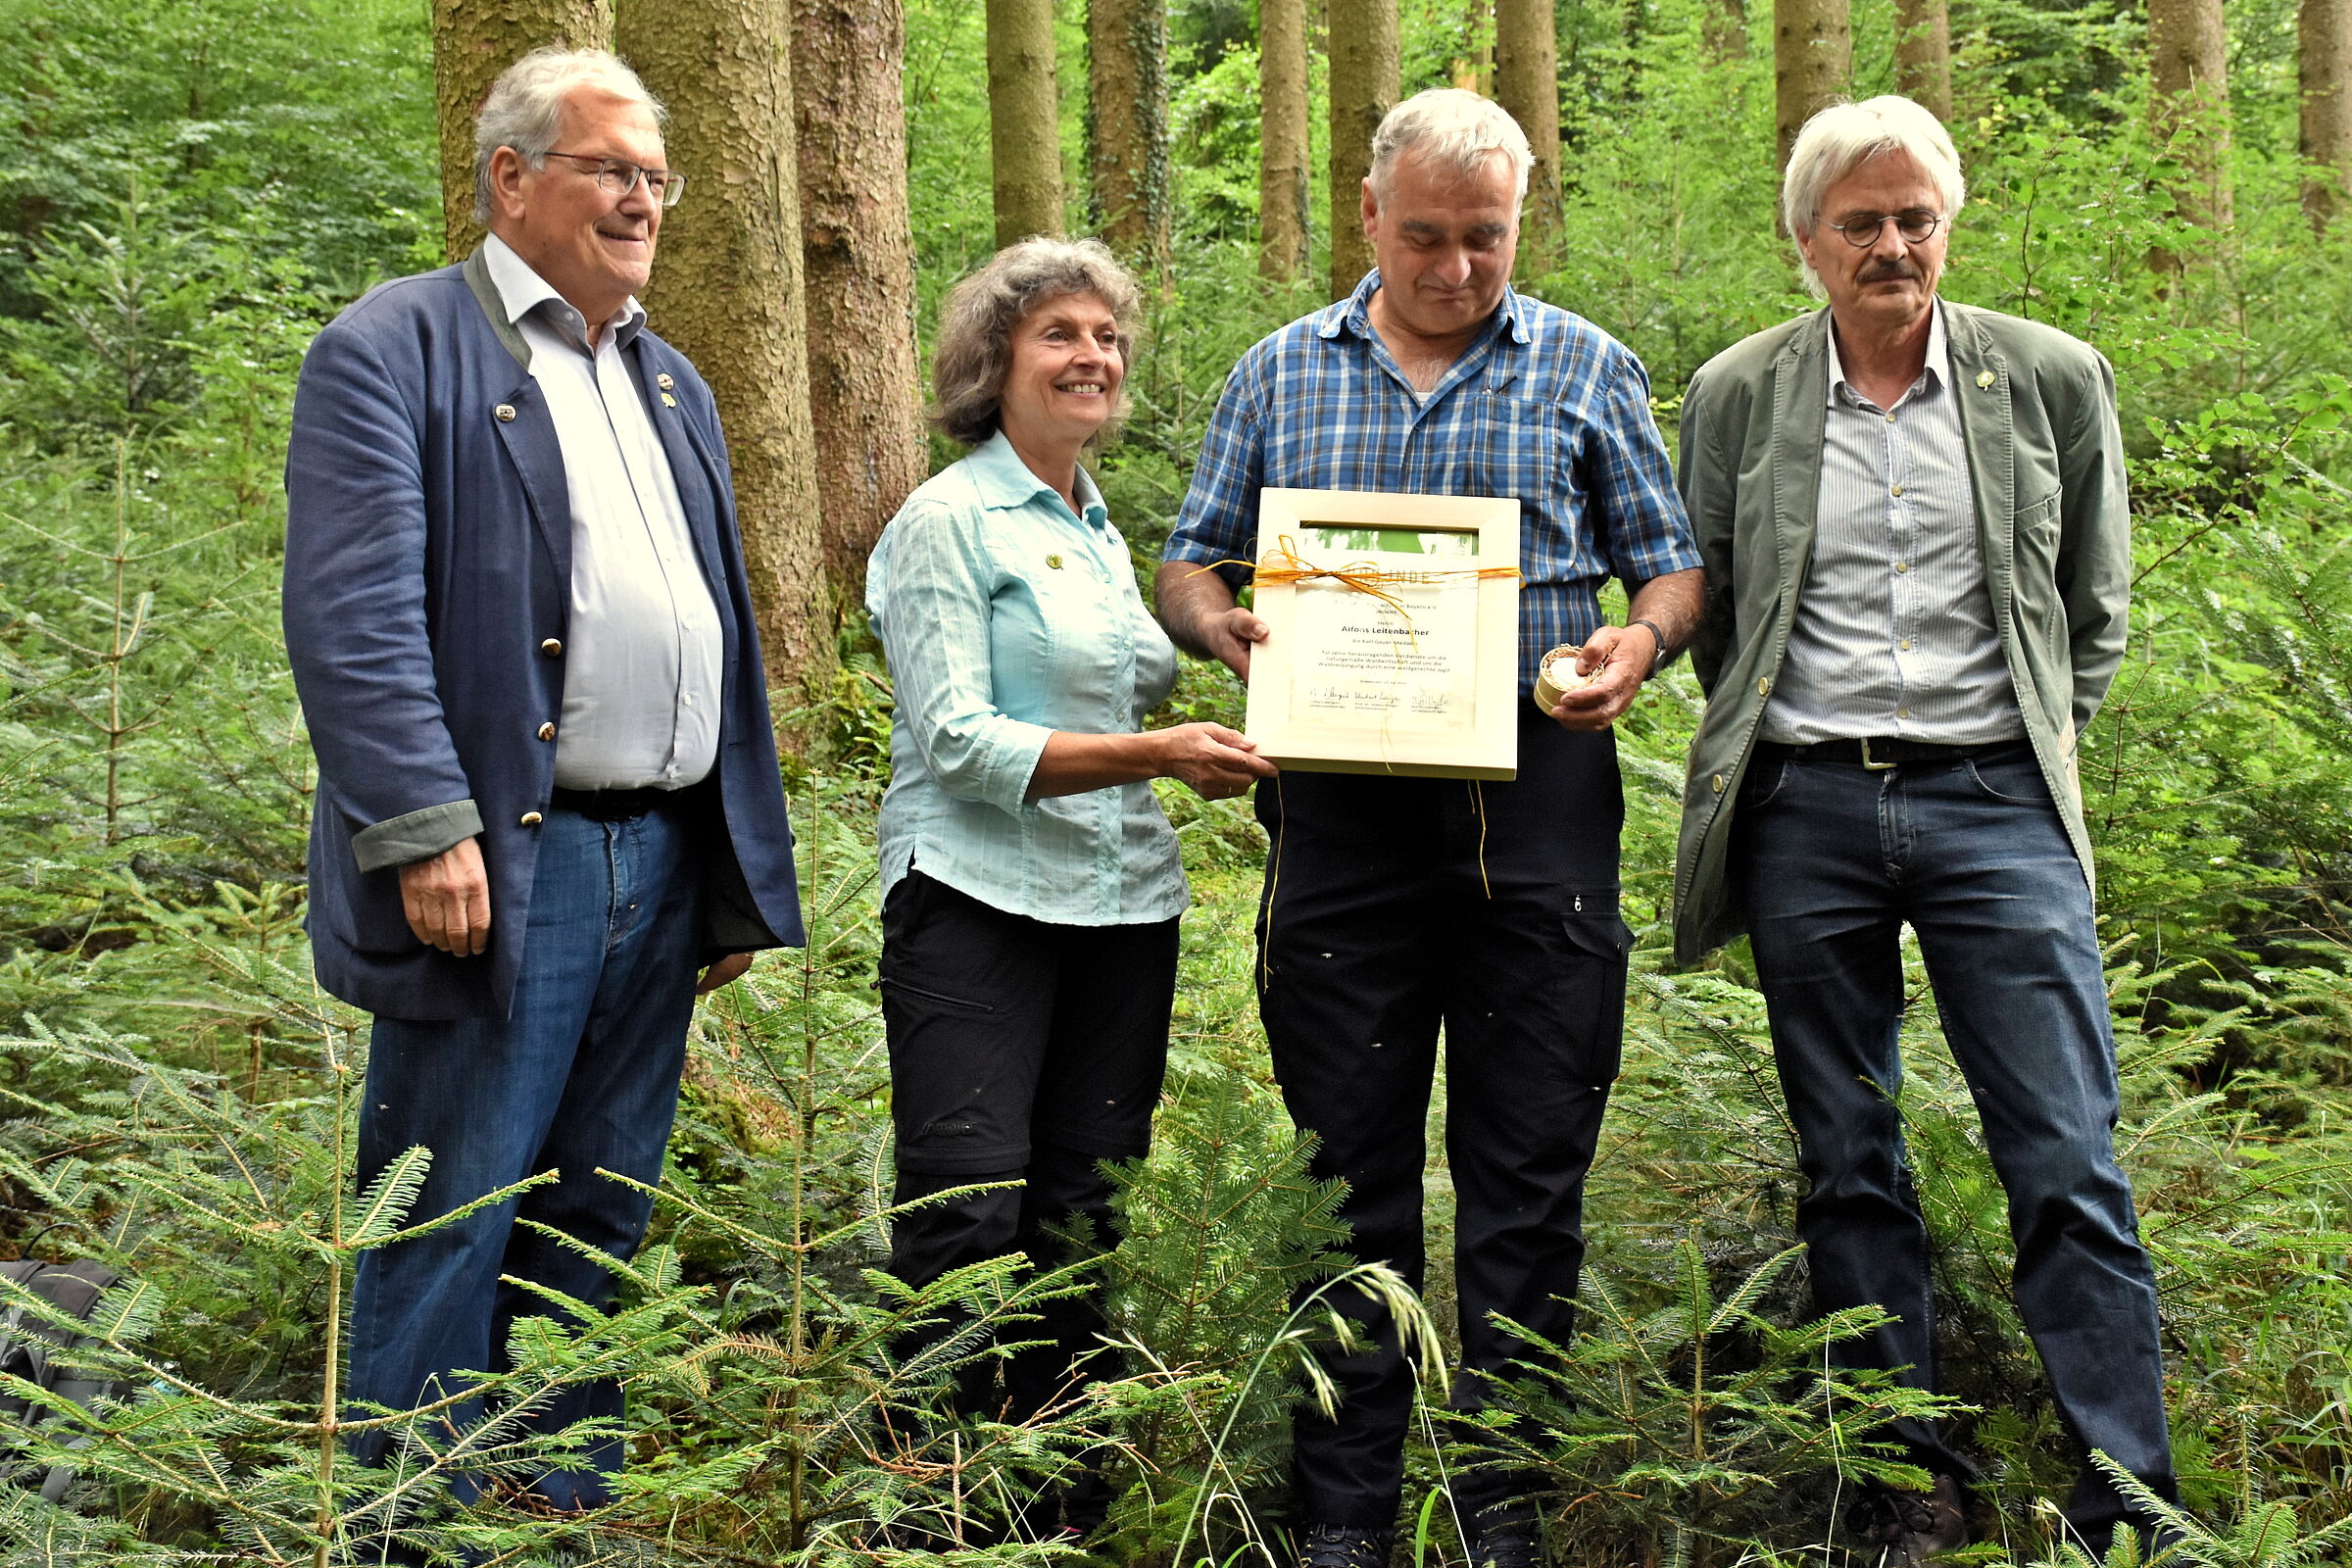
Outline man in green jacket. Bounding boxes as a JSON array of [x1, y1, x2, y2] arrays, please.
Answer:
[[1672, 96, 2176, 1561]]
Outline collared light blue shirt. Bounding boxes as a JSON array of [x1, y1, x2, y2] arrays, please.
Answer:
[[867, 431, 1187, 926], [1164, 270, 1700, 691], [1763, 302, 2024, 745]]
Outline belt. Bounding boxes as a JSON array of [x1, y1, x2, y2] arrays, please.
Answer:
[[549, 785, 692, 820], [1754, 736, 2034, 771]]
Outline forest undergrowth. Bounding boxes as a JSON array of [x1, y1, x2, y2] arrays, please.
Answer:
[[3, 0, 2352, 1562]]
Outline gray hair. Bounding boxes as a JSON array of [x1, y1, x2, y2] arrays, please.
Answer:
[[1369, 88, 1533, 207], [472, 48, 666, 225], [931, 237, 1144, 447], [1783, 95, 1966, 293]]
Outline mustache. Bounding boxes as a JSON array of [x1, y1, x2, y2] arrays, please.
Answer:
[[1857, 260, 1922, 283]]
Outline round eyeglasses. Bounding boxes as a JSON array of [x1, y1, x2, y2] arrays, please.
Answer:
[[537, 150, 686, 209], [1825, 208, 1943, 247]]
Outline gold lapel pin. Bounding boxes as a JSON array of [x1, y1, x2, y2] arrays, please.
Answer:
[[1976, 369, 1995, 389], [1046, 554, 1064, 569], [661, 392, 678, 408], [657, 372, 676, 390]]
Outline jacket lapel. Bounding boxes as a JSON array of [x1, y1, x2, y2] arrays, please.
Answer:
[[1944, 303, 2015, 603], [627, 343, 733, 602], [462, 248, 573, 581], [1769, 309, 1833, 604]]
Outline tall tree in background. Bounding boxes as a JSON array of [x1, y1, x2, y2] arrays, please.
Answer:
[[988, 0, 1063, 244], [793, 0, 926, 600], [1894, 0, 1951, 120], [1774, 0, 1849, 199], [2149, 0, 2232, 261], [1495, 0, 1563, 274], [2304, 0, 2351, 229], [620, 0, 833, 700], [1259, 0, 1311, 280], [1328, 0, 1399, 299], [431, 0, 612, 259], [1089, 0, 1171, 269], [1705, 0, 1749, 64]]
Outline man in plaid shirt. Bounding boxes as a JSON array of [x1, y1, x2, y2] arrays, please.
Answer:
[[1158, 89, 1703, 1568]]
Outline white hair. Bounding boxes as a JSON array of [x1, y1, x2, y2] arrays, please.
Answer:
[[1369, 88, 1533, 207], [472, 48, 666, 225], [1782, 95, 1966, 293]]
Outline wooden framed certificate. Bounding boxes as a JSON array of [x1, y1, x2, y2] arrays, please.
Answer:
[[1242, 487, 1521, 780]]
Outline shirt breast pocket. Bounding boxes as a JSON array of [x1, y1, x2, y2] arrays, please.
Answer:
[[1473, 392, 1568, 501]]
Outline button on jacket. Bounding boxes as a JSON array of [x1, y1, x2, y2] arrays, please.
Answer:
[[284, 247, 806, 1020], [1164, 270, 1699, 691], [866, 431, 1187, 927], [1671, 301, 2132, 965], [481, 236, 722, 790]]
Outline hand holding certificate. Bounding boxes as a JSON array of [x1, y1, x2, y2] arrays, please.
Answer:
[[1238, 488, 1522, 780]]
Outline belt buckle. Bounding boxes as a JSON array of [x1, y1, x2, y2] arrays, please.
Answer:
[[1859, 737, 1897, 771]]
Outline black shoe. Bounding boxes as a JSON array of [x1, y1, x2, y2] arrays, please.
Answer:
[[1845, 1475, 1971, 1564], [1294, 1522, 1395, 1568], [1463, 1497, 1544, 1568]]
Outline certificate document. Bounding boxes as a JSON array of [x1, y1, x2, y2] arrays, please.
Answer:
[[1242, 490, 1521, 780]]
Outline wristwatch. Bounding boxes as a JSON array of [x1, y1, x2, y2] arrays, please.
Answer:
[[1628, 616, 1670, 674]]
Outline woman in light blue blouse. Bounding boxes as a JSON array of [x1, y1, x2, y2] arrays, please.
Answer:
[[865, 238, 1273, 1540]]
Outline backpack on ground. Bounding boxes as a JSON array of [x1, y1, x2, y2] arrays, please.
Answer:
[[0, 1258, 124, 1504]]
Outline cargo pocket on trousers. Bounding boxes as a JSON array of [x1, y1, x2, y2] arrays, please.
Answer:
[[1552, 909, 1634, 1088]]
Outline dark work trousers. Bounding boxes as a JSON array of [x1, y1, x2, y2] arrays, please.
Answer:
[[1254, 710, 1631, 1529], [1735, 745, 2178, 1529], [880, 870, 1179, 1434]]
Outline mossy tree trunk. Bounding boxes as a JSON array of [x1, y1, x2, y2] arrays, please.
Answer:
[[1259, 0, 1312, 281], [1894, 0, 1951, 121], [2303, 0, 2351, 230], [431, 0, 613, 261], [2148, 0, 2233, 264], [1494, 0, 1563, 277], [987, 0, 1063, 245], [1774, 0, 1849, 225], [1328, 0, 1399, 300], [793, 0, 926, 604], [1089, 0, 1170, 270], [620, 0, 832, 707], [1705, 0, 1749, 64]]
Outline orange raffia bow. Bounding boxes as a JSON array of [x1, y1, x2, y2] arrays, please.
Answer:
[[1194, 533, 1522, 637]]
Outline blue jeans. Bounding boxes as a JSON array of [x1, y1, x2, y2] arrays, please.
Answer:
[[1735, 743, 2175, 1528], [344, 802, 705, 1512]]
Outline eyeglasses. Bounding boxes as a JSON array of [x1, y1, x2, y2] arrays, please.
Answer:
[[1825, 208, 1943, 247], [536, 150, 686, 209]]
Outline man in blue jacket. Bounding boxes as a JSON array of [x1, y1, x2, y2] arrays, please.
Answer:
[[283, 47, 803, 1518]]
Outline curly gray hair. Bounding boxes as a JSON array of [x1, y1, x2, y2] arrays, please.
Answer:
[[472, 48, 666, 226], [931, 237, 1144, 447]]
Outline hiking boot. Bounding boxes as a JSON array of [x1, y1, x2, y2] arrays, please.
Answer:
[[1846, 1475, 1970, 1564], [1463, 1497, 1544, 1568], [1293, 1522, 1395, 1568]]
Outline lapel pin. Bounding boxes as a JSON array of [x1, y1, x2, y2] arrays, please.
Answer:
[[494, 404, 516, 422], [661, 392, 678, 408], [656, 372, 676, 390], [1046, 554, 1064, 569], [1976, 369, 1995, 389]]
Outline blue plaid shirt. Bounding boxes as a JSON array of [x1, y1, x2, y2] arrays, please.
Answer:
[[1165, 271, 1700, 693]]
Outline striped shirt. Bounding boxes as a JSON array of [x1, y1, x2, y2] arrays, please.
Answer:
[[1761, 304, 2025, 746], [1164, 271, 1700, 692]]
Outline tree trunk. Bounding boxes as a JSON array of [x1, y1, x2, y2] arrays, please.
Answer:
[[1259, 0, 1312, 281], [431, 0, 612, 262], [2304, 0, 2352, 229], [793, 0, 926, 605], [1328, 0, 1399, 300], [2148, 0, 2232, 255], [1774, 0, 1849, 207], [1705, 0, 1749, 64], [1494, 0, 1563, 276], [987, 0, 1063, 245], [619, 0, 833, 705], [1894, 0, 1951, 122], [1089, 0, 1171, 268]]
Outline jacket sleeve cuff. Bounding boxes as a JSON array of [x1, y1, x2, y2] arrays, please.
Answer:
[[352, 800, 485, 873]]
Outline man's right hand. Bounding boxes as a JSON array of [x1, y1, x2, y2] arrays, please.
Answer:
[[398, 837, 491, 956], [1197, 606, 1271, 682], [1154, 562, 1271, 682]]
